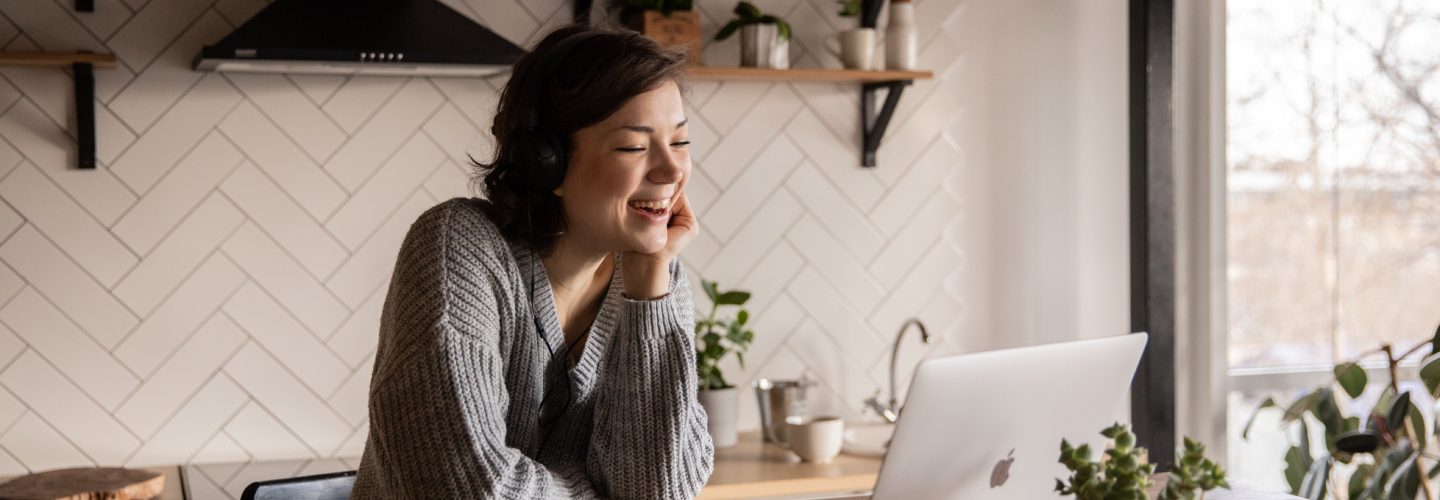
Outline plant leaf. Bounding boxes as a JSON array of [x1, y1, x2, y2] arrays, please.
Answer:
[[1242, 397, 1277, 439], [735, 1, 761, 19], [1431, 320, 1440, 360], [1420, 352, 1440, 397], [1283, 389, 1325, 424], [1384, 454, 1420, 500], [1284, 447, 1306, 495], [716, 291, 750, 305], [1349, 463, 1374, 499], [1335, 362, 1368, 398], [1299, 456, 1331, 500], [1386, 391, 1412, 441]]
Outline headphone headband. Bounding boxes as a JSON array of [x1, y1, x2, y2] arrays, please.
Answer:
[[521, 30, 607, 133]]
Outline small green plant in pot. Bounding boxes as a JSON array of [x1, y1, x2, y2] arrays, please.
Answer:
[[695, 279, 755, 448], [1056, 422, 1228, 500], [609, 0, 702, 64], [714, 2, 791, 69]]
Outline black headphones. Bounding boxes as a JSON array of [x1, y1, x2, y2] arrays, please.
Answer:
[[509, 29, 607, 194], [518, 28, 608, 450]]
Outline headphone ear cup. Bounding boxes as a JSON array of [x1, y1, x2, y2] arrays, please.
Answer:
[[533, 131, 568, 192]]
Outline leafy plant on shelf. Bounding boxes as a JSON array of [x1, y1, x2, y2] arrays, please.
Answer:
[[1056, 422, 1228, 500], [713, 1, 792, 43], [694, 280, 754, 391], [1243, 321, 1440, 499]]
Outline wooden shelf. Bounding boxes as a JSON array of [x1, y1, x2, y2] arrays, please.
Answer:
[[686, 66, 933, 83], [0, 51, 117, 68], [686, 65, 932, 167]]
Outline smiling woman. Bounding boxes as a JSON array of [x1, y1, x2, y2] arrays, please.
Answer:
[[350, 24, 714, 499]]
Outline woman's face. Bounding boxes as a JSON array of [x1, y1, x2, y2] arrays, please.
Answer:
[[558, 79, 690, 255]]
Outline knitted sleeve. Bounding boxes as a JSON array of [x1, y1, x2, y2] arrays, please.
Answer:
[[585, 258, 717, 498], [356, 200, 599, 499]]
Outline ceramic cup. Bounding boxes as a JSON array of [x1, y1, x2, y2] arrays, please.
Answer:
[[783, 415, 845, 463], [826, 28, 878, 70]]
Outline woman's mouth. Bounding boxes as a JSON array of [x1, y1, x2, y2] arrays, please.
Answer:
[[628, 199, 670, 223]]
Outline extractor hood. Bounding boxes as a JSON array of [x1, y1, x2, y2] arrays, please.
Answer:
[[194, 0, 526, 77]]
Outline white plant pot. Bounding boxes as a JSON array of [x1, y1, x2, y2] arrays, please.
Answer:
[[699, 387, 739, 448], [739, 23, 789, 69]]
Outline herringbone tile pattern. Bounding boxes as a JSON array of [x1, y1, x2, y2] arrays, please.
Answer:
[[0, 0, 967, 481]]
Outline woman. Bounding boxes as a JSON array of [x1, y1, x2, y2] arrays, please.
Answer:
[[351, 24, 714, 499]]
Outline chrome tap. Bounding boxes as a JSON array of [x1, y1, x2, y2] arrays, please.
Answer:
[[864, 318, 932, 423]]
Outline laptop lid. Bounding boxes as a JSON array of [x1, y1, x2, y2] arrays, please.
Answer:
[[870, 333, 1149, 499]]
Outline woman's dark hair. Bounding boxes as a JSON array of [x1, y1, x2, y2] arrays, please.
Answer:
[[470, 24, 690, 257]]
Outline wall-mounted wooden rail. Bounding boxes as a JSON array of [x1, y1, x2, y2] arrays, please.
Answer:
[[0, 52, 117, 169]]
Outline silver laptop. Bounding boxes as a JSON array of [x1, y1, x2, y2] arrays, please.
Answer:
[[866, 333, 1149, 499]]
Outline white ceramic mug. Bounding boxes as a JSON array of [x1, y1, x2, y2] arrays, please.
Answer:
[[783, 415, 845, 463], [825, 28, 879, 70]]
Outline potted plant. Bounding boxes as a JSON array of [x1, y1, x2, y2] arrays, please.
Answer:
[[1242, 321, 1440, 499], [611, 0, 702, 65], [694, 279, 756, 448], [1056, 422, 1229, 500], [713, 1, 791, 69]]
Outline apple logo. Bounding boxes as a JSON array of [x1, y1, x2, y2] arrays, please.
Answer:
[[990, 449, 1015, 488]]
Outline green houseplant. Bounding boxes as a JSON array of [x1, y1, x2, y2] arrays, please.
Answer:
[[713, 2, 791, 69], [1242, 321, 1440, 499], [1056, 423, 1229, 500], [695, 279, 755, 448]]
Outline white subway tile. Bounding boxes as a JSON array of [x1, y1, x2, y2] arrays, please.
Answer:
[[0, 101, 137, 227], [702, 135, 803, 242], [125, 375, 248, 467], [108, 11, 230, 132], [218, 102, 346, 220], [114, 193, 244, 316], [0, 351, 138, 464], [325, 134, 445, 250], [784, 214, 886, 313], [112, 134, 244, 256], [222, 283, 349, 396], [327, 191, 435, 310], [0, 226, 137, 349], [703, 84, 804, 187], [110, 73, 243, 194], [0, 288, 138, 411], [321, 77, 404, 134], [787, 162, 887, 262], [225, 73, 347, 163], [785, 110, 885, 211], [115, 314, 247, 440], [327, 279, 385, 368], [0, 413, 93, 472], [223, 223, 349, 336], [219, 162, 347, 278], [222, 402, 316, 462], [703, 190, 803, 285], [108, 0, 211, 71], [114, 254, 246, 378], [868, 190, 959, 289], [323, 79, 444, 192], [224, 343, 351, 456]]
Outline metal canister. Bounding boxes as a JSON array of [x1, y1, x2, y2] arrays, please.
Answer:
[[753, 376, 814, 444]]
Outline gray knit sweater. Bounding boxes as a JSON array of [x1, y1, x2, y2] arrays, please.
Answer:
[[351, 197, 715, 499]]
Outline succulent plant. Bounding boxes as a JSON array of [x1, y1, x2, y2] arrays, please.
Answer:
[[1056, 423, 1227, 500]]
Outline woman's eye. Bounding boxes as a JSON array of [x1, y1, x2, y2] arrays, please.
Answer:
[[617, 147, 645, 153], [671, 140, 691, 148]]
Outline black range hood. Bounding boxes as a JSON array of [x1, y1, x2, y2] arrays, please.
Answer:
[[194, 0, 525, 77]]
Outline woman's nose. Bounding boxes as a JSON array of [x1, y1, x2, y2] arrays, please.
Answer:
[[649, 148, 686, 184]]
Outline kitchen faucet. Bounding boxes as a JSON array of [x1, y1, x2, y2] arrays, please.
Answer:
[[863, 318, 932, 423]]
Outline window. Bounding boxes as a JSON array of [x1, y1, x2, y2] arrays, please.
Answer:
[[1226, 0, 1440, 488]]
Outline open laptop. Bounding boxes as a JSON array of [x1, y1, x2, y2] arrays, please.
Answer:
[[858, 333, 1149, 499]]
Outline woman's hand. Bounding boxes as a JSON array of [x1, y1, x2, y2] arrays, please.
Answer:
[[622, 188, 697, 299]]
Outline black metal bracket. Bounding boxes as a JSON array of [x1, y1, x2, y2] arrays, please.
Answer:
[[860, 80, 911, 167], [76, 0, 93, 12], [72, 62, 96, 169]]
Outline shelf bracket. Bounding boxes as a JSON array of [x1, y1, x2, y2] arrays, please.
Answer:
[[73, 62, 96, 169], [860, 80, 911, 167], [75, 0, 94, 12]]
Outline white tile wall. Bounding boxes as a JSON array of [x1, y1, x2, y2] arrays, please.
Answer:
[[0, 0, 981, 486]]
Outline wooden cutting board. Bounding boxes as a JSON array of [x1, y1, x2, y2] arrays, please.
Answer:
[[0, 467, 164, 500]]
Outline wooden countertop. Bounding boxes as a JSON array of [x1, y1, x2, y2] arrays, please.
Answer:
[[699, 430, 881, 499]]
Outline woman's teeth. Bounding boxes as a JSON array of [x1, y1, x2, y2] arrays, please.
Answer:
[[628, 199, 670, 215]]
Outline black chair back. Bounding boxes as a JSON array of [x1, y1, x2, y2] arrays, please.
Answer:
[[239, 470, 357, 500]]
